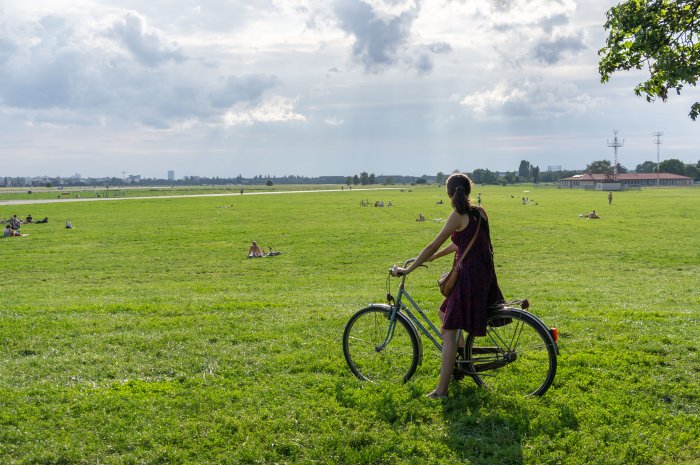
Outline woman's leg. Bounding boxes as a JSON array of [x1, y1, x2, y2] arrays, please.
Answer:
[[428, 328, 458, 397]]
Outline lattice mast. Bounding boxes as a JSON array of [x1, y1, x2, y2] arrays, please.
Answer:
[[607, 130, 624, 181], [653, 131, 663, 186]]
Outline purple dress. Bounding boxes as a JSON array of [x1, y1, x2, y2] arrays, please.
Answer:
[[440, 207, 504, 336]]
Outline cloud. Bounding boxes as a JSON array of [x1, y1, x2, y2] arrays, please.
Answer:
[[209, 75, 279, 109], [224, 96, 306, 125], [333, 0, 420, 72], [533, 32, 586, 64], [427, 42, 452, 54], [324, 116, 345, 126], [0, 10, 290, 130], [108, 11, 186, 67], [459, 77, 601, 121]]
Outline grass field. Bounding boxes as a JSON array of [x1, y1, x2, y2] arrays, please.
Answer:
[[1, 185, 698, 464]]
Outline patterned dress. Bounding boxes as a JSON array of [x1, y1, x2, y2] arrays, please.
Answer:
[[440, 207, 504, 336]]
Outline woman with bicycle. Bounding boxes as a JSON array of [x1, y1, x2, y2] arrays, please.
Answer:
[[392, 172, 504, 399]]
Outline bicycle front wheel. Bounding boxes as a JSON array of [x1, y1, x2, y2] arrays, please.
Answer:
[[464, 308, 557, 397], [343, 307, 420, 383]]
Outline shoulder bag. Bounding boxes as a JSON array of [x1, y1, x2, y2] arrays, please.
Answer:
[[438, 209, 483, 297]]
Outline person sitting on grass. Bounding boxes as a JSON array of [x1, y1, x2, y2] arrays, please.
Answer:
[[416, 213, 426, 222], [248, 241, 264, 258], [4, 225, 13, 237]]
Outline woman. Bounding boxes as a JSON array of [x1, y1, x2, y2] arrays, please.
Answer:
[[247, 241, 264, 258], [392, 173, 503, 399]]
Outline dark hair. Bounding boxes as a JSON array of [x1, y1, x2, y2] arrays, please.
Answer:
[[446, 173, 473, 214]]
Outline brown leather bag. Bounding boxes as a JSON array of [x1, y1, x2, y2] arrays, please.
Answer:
[[438, 211, 482, 297]]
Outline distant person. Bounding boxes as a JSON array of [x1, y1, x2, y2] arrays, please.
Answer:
[[65, 221, 73, 229], [9, 215, 21, 231], [416, 213, 426, 222], [248, 241, 264, 258], [37, 217, 48, 224], [477, 193, 481, 206], [608, 192, 613, 205], [581, 210, 600, 219], [26, 214, 33, 223], [437, 199, 444, 204], [4, 225, 13, 237]]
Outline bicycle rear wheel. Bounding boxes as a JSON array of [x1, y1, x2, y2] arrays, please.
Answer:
[[464, 308, 557, 397], [343, 307, 420, 383]]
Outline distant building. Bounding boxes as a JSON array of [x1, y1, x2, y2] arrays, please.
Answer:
[[168, 170, 175, 181], [559, 173, 693, 189]]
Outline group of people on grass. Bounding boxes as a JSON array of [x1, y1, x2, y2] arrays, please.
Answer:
[[359, 200, 393, 207], [1, 213, 72, 238], [1, 214, 43, 237]]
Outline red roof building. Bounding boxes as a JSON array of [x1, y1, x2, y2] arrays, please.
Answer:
[[559, 173, 693, 189]]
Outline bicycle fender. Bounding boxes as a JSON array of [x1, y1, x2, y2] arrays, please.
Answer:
[[498, 308, 560, 355]]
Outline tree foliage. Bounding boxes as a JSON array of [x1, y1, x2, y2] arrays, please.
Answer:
[[659, 157, 689, 174], [599, 0, 700, 120], [587, 160, 614, 174], [636, 160, 659, 172], [518, 160, 531, 180]]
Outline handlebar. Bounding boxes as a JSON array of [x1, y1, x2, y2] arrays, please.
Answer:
[[389, 258, 423, 278]]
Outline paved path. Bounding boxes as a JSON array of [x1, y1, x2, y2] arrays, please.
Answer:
[[0, 187, 404, 206]]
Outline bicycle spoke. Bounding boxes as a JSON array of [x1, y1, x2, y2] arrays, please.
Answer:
[[466, 309, 557, 397]]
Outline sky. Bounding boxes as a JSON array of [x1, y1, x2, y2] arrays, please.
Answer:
[[1, 0, 698, 179]]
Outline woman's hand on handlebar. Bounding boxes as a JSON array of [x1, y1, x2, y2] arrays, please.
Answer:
[[391, 265, 408, 277]]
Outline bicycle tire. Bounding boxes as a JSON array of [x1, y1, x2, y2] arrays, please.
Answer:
[[343, 306, 420, 383], [463, 308, 557, 397]]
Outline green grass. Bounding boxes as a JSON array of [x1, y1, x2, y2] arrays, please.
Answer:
[[1, 185, 698, 464]]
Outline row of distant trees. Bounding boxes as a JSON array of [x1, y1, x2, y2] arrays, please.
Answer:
[[585, 159, 700, 181], [465, 158, 700, 186], [343, 158, 700, 188]]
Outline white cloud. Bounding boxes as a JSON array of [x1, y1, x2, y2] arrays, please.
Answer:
[[460, 77, 602, 121], [324, 116, 344, 126], [107, 11, 186, 67], [224, 96, 307, 125]]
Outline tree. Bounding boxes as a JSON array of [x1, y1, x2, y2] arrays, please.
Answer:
[[436, 172, 445, 185], [503, 171, 519, 184], [659, 158, 688, 175], [345, 176, 352, 186], [471, 168, 499, 185], [385, 176, 394, 185], [368, 173, 376, 185], [266, 180, 273, 186], [587, 160, 613, 174], [360, 172, 369, 185], [518, 160, 531, 180], [636, 160, 658, 173], [353, 175, 360, 185], [599, 0, 700, 120], [531, 166, 540, 183], [415, 178, 427, 184]]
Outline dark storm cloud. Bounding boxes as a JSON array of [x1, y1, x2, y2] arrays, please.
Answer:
[[108, 12, 186, 67], [333, 0, 420, 72]]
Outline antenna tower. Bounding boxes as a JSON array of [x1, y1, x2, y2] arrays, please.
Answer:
[[607, 130, 624, 181], [653, 131, 663, 186]]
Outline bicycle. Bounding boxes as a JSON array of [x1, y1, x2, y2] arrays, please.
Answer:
[[342, 258, 559, 397]]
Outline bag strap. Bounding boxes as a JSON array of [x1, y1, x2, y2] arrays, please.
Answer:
[[454, 208, 482, 269]]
